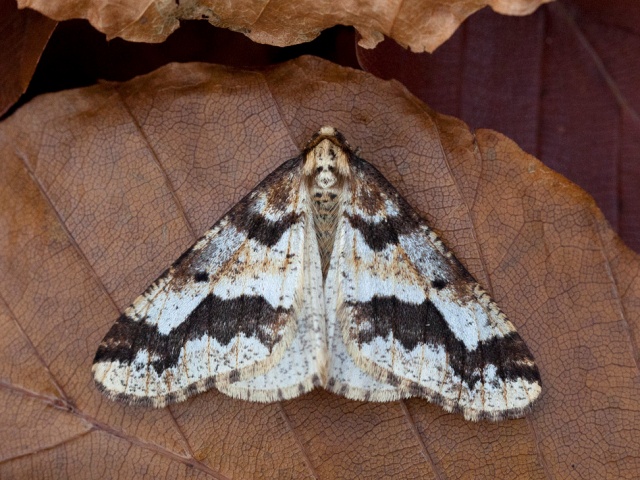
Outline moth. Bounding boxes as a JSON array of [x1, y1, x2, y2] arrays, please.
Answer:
[[93, 126, 541, 421]]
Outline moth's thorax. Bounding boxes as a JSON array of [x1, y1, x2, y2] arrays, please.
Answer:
[[304, 138, 351, 278], [303, 138, 351, 188]]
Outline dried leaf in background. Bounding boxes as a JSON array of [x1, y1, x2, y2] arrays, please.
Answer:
[[19, 0, 552, 52], [1, 58, 639, 479], [358, 0, 640, 253], [0, 0, 56, 116]]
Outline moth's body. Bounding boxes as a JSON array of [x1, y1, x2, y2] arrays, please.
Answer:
[[306, 132, 349, 278], [93, 127, 541, 421]]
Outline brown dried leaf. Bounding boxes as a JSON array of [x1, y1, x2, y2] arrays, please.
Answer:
[[19, 0, 552, 52], [1, 58, 639, 478], [0, 1, 56, 116]]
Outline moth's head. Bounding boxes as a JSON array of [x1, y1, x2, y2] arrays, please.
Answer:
[[303, 126, 352, 189]]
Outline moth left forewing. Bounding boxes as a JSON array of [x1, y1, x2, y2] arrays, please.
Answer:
[[93, 158, 307, 407], [333, 157, 541, 421]]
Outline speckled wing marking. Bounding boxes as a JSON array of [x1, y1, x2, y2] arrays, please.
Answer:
[[328, 156, 542, 421], [92, 158, 308, 407]]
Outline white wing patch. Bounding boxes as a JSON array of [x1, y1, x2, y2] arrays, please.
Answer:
[[210, 234, 302, 310], [93, 127, 541, 421], [342, 226, 427, 305]]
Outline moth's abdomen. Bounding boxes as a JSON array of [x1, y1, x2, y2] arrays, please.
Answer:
[[311, 188, 342, 278]]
